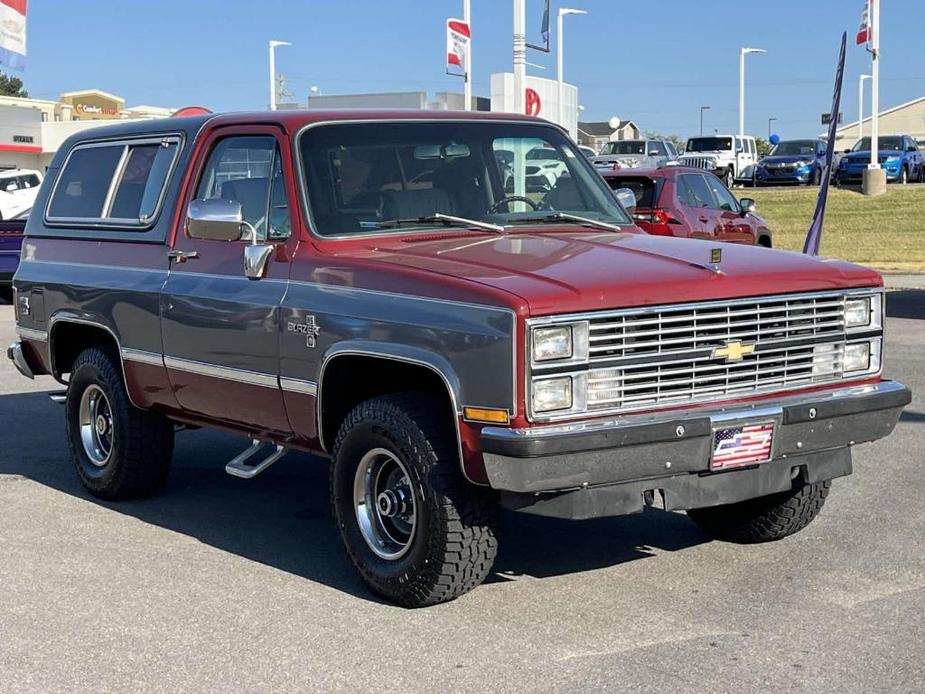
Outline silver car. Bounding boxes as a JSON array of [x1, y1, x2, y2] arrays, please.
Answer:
[[592, 139, 678, 171]]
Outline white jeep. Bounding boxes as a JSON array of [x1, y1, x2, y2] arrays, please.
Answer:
[[678, 135, 757, 187], [0, 169, 42, 220]]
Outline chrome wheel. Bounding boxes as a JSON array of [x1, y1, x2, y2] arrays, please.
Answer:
[[78, 384, 113, 467], [353, 448, 417, 560]]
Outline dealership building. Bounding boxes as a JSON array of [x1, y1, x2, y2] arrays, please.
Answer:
[[0, 89, 176, 171], [824, 95, 925, 149]]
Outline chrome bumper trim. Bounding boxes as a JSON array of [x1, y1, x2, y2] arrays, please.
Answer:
[[15, 326, 48, 342], [485, 380, 908, 442], [7, 341, 34, 379]]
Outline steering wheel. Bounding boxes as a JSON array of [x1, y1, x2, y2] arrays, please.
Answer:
[[489, 195, 539, 214]]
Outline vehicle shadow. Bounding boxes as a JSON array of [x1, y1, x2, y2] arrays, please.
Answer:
[[0, 390, 710, 603], [886, 290, 925, 320]]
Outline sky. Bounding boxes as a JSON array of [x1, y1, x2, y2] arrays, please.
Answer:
[[18, 0, 925, 141]]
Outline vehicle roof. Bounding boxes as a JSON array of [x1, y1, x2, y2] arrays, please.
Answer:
[[600, 166, 714, 179], [0, 168, 41, 176]]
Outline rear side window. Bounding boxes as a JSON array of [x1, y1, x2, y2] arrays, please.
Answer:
[[47, 137, 181, 226], [679, 174, 715, 208], [605, 176, 659, 208]]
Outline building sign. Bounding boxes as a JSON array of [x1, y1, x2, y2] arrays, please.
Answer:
[[0, 0, 27, 70], [75, 103, 119, 117], [821, 112, 843, 125], [12, 134, 32, 143], [525, 88, 541, 117]]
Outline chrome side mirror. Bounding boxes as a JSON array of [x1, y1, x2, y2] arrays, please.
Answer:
[[614, 187, 637, 215], [739, 197, 756, 214], [187, 198, 244, 241]]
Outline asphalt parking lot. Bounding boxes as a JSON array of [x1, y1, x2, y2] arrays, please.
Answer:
[[1, 295, 923, 693]]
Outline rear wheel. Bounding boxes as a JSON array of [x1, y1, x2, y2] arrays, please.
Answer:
[[687, 479, 830, 543], [330, 393, 498, 607], [900, 166, 909, 184], [66, 346, 174, 500]]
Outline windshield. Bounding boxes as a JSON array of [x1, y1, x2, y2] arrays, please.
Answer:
[[686, 137, 732, 152], [852, 136, 903, 152], [599, 141, 646, 155], [770, 140, 817, 156], [299, 122, 631, 236]]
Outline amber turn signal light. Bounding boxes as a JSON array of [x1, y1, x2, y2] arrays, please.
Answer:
[[463, 407, 510, 424]]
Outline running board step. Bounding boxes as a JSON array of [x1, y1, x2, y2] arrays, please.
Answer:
[[225, 440, 288, 479], [49, 391, 67, 404]]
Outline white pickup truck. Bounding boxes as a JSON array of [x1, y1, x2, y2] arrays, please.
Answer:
[[678, 135, 758, 187]]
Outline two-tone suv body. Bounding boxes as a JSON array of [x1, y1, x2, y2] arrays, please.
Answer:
[[8, 111, 909, 607], [679, 135, 758, 187]]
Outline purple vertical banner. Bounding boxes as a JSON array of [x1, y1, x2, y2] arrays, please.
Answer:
[[803, 32, 847, 256]]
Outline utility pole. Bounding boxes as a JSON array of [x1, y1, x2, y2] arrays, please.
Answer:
[[700, 105, 710, 136], [268, 40, 291, 111], [557, 8, 587, 129], [463, 0, 472, 110], [863, 0, 884, 195], [513, 0, 526, 115], [739, 47, 765, 138], [858, 74, 871, 140]]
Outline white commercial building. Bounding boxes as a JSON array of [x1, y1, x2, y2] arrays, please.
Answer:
[[490, 73, 579, 141]]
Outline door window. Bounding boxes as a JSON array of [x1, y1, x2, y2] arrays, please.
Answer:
[[648, 141, 667, 157], [195, 135, 291, 240], [679, 173, 716, 208], [705, 174, 740, 212]]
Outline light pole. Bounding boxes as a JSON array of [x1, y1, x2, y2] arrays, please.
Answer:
[[858, 74, 871, 141], [557, 7, 587, 129], [268, 40, 291, 111], [768, 117, 777, 141], [513, 0, 526, 115], [699, 105, 710, 136], [463, 0, 472, 110], [739, 47, 766, 138]]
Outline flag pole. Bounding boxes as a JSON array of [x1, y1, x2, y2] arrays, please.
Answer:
[[463, 0, 472, 110]]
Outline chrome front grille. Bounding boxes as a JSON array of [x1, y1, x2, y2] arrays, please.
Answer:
[[527, 290, 884, 421], [679, 156, 714, 170]]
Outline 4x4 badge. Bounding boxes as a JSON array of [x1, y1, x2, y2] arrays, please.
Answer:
[[287, 315, 320, 348]]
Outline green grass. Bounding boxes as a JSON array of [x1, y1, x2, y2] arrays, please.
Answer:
[[746, 185, 925, 271]]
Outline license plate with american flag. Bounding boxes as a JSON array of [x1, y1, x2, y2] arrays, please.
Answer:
[[711, 423, 775, 470]]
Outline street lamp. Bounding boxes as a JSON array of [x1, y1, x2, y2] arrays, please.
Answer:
[[268, 40, 291, 111], [858, 74, 872, 140], [557, 7, 587, 128], [768, 117, 777, 141], [699, 105, 710, 136], [739, 47, 766, 138]]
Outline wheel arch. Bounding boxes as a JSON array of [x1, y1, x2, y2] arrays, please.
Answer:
[[46, 313, 141, 408], [317, 343, 474, 481]]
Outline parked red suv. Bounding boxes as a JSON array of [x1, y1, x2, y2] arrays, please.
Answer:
[[602, 167, 772, 247]]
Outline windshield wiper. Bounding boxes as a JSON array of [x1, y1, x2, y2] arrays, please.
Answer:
[[377, 212, 505, 234], [516, 212, 625, 233]]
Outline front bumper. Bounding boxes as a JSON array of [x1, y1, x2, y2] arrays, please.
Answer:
[[480, 381, 910, 519]]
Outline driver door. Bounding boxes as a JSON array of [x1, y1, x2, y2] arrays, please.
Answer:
[[161, 126, 298, 434]]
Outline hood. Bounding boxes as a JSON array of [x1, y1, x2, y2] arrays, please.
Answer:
[[843, 150, 901, 161], [760, 155, 816, 165], [343, 229, 882, 316]]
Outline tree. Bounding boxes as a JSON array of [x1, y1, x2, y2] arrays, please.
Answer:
[[755, 137, 773, 156], [0, 72, 28, 98]]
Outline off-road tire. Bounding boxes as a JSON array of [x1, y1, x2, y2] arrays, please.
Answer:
[[331, 394, 498, 607], [687, 480, 830, 544], [66, 346, 174, 500]]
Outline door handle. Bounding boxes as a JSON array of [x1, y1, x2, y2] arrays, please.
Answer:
[[699, 216, 710, 223], [167, 250, 199, 263]]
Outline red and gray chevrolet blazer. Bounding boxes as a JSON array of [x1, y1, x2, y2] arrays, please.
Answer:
[[7, 111, 910, 607]]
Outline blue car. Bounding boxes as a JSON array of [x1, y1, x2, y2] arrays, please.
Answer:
[[835, 135, 925, 185], [755, 139, 827, 186]]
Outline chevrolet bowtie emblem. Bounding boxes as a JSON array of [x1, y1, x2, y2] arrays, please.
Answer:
[[712, 340, 755, 362]]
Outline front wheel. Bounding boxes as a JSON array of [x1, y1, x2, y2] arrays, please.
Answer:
[[900, 166, 908, 185], [687, 479, 830, 543], [66, 347, 174, 499], [722, 167, 734, 188], [330, 394, 498, 607]]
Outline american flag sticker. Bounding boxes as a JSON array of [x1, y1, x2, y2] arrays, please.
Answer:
[[711, 423, 775, 471]]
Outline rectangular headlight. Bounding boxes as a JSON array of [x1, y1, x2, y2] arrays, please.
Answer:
[[532, 377, 573, 413], [533, 326, 573, 362], [845, 297, 872, 328], [844, 342, 871, 372]]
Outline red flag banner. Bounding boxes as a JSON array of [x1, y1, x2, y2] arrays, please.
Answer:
[[856, 0, 872, 45], [446, 18, 470, 69]]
